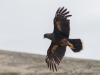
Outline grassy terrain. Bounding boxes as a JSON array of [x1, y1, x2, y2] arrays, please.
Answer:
[[0, 50, 100, 75]]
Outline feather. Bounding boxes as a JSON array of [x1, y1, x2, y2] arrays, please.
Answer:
[[61, 8, 67, 14], [59, 7, 64, 14]]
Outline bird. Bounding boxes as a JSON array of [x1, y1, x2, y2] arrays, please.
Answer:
[[44, 7, 83, 71]]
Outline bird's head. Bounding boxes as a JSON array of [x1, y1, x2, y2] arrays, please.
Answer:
[[44, 33, 54, 41], [44, 34, 49, 38]]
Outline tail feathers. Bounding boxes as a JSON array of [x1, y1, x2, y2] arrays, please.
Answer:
[[67, 39, 83, 52]]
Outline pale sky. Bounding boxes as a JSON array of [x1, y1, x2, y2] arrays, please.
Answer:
[[0, 0, 100, 60]]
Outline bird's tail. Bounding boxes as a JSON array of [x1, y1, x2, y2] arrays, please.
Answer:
[[67, 39, 83, 52]]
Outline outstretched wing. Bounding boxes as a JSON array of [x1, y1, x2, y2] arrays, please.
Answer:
[[45, 42, 66, 71], [53, 7, 72, 38]]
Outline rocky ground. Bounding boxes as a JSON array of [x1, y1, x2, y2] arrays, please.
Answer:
[[0, 50, 100, 75]]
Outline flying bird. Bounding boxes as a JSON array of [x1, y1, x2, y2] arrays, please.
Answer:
[[44, 7, 83, 71]]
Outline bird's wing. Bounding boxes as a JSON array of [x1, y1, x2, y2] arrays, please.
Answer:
[[53, 7, 72, 38], [45, 42, 66, 71]]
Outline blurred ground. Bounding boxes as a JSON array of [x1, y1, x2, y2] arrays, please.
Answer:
[[0, 50, 100, 75]]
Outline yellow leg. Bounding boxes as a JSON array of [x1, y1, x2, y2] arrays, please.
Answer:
[[67, 41, 75, 49]]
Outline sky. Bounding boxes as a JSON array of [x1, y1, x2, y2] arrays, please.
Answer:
[[0, 0, 100, 60]]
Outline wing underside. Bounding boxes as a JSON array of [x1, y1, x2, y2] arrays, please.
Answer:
[[54, 7, 72, 38], [45, 42, 66, 71]]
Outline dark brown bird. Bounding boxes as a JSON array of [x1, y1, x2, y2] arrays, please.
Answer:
[[44, 7, 83, 71]]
